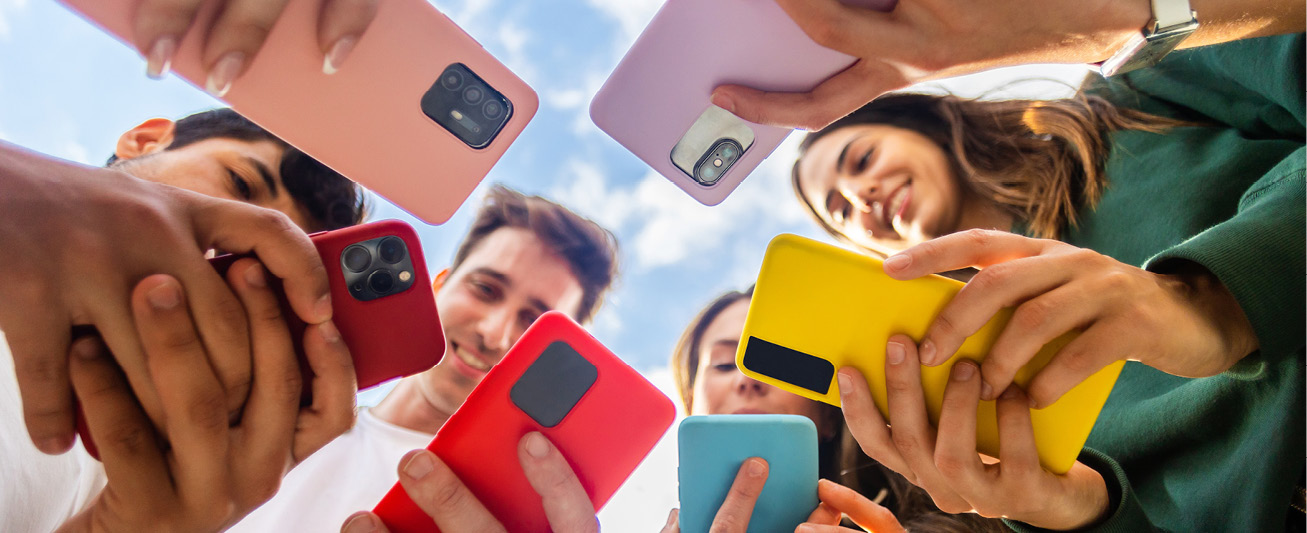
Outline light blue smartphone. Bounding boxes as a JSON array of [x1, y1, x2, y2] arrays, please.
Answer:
[[677, 414, 819, 533]]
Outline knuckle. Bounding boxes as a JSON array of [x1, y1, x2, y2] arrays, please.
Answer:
[[885, 374, 916, 396], [805, 19, 848, 50], [182, 391, 230, 432], [17, 353, 65, 385], [266, 368, 304, 406], [890, 431, 921, 457], [933, 496, 972, 515], [709, 514, 745, 533], [960, 228, 994, 249], [102, 423, 157, 458], [1097, 269, 1135, 294], [933, 451, 966, 478], [1012, 300, 1052, 332], [426, 475, 471, 512]]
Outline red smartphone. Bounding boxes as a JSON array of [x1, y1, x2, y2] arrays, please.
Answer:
[[372, 311, 676, 532], [77, 219, 445, 459]]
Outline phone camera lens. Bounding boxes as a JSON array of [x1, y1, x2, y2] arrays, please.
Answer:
[[377, 237, 406, 264], [722, 145, 737, 159], [343, 245, 371, 273], [441, 70, 464, 91], [368, 270, 395, 294], [483, 100, 503, 119], [463, 85, 484, 104]]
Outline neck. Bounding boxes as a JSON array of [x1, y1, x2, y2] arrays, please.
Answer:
[[955, 193, 1016, 234], [371, 375, 452, 434]]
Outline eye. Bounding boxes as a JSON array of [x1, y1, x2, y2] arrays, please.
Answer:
[[853, 148, 873, 174], [518, 310, 540, 330], [713, 362, 737, 372], [228, 170, 253, 200], [469, 279, 500, 301]]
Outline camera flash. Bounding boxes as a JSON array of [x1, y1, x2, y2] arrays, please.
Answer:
[[713, 158, 723, 167], [399, 271, 412, 282], [450, 110, 465, 120]]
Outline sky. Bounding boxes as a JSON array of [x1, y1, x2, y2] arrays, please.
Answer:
[[0, 0, 1088, 529]]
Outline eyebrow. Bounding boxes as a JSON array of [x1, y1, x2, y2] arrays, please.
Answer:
[[712, 339, 739, 351], [248, 157, 280, 198], [836, 140, 853, 175], [469, 267, 553, 315]]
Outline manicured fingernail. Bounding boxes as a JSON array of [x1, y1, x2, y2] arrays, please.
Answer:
[[147, 282, 181, 310], [319, 320, 341, 344], [243, 264, 267, 288], [981, 381, 994, 400], [206, 51, 245, 97], [39, 435, 72, 454], [710, 91, 735, 114], [883, 253, 911, 272], [919, 340, 937, 366], [952, 361, 975, 381], [342, 513, 378, 533], [315, 294, 334, 322], [403, 452, 435, 480], [145, 36, 176, 79], [748, 458, 766, 477], [836, 372, 852, 396], [525, 432, 550, 458], [323, 36, 358, 75], [886, 341, 905, 365]]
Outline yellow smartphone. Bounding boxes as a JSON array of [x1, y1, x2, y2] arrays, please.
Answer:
[[736, 234, 1123, 474]]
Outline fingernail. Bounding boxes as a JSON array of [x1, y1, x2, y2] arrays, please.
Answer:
[[525, 432, 550, 458], [147, 282, 181, 310], [323, 36, 358, 75], [403, 451, 435, 480], [319, 320, 341, 344], [886, 341, 905, 365], [664, 509, 678, 529], [39, 435, 72, 454], [797, 525, 816, 533], [919, 340, 937, 366], [244, 264, 267, 288], [342, 513, 378, 533], [315, 294, 334, 322], [206, 51, 245, 97], [748, 458, 766, 477], [836, 372, 852, 396], [710, 92, 735, 114], [981, 381, 994, 400], [883, 253, 911, 272], [73, 339, 101, 360], [1001, 387, 1021, 401], [952, 361, 974, 381], [145, 36, 176, 79], [1029, 396, 1041, 409]]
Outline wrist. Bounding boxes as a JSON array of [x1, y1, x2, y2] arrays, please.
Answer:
[[1158, 262, 1260, 367], [1088, 0, 1155, 62]]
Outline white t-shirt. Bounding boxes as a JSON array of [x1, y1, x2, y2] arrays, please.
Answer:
[[0, 330, 105, 532], [229, 408, 434, 532]]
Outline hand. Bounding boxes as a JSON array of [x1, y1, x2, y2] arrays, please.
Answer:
[[795, 479, 906, 533], [57, 262, 356, 532], [881, 229, 1259, 408], [658, 457, 770, 533], [836, 337, 1109, 530], [340, 432, 598, 533], [0, 143, 332, 455], [131, 0, 380, 90]]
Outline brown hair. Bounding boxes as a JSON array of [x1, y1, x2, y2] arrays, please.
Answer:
[[671, 289, 1005, 532], [794, 91, 1183, 247], [450, 185, 619, 324]]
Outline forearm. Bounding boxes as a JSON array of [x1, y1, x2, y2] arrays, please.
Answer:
[[1070, 0, 1304, 66]]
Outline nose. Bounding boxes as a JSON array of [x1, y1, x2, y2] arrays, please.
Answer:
[[837, 173, 879, 214], [475, 306, 516, 360], [732, 370, 767, 397]]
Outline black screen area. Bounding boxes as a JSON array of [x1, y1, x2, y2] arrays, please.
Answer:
[[742, 336, 834, 395], [510, 341, 598, 427]]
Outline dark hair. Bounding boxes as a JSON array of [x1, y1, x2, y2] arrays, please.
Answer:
[[671, 289, 1006, 533], [450, 185, 619, 324], [108, 108, 365, 231], [794, 92, 1182, 247]]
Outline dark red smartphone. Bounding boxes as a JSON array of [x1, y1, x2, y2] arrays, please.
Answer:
[[371, 311, 676, 532], [77, 219, 445, 459]]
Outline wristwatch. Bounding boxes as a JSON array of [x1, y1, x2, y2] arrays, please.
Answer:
[[1099, 0, 1199, 76]]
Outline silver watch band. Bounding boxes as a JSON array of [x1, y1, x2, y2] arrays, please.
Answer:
[[1099, 0, 1198, 76]]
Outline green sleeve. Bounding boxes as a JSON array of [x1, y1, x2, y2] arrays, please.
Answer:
[[1002, 448, 1167, 533], [1143, 147, 1306, 374]]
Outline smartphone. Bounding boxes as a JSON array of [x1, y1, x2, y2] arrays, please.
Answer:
[[58, 0, 538, 225], [589, 0, 892, 206], [77, 219, 445, 459], [678, 415, 819, 533], [736, 234, 1124, 474], [372, 311, 676, 532]]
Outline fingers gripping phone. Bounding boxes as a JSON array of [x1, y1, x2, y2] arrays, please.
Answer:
[[736, 234, 1124, 474], [372, 311, 677, 532], [678, 415, 819, 533], [77, 219, 445, 459], [58, 0, 539, 224], [590, 0, 892, 206]]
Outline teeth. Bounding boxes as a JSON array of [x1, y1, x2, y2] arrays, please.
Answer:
[[888, 186, 909, 224], [454, 345, 491, 372]]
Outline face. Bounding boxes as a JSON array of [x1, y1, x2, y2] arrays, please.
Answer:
[[414, 227, 585, 421], [797, 124, 963, 254], [690, 299, 828, 432]]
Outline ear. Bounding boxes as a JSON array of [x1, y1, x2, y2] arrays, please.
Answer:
[[431, 268, 451, 293], [114, 118, 176, 161]]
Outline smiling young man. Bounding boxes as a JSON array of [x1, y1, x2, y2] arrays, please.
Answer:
[[229, 185, 619, 532]]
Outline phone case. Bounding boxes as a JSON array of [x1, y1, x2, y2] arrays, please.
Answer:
[[58, 0, 538, 225], [678, 415, 818, 533], [736, 234, 1124, 474], [372, 311, 676, 532], [590, 0, 891, 206], [77, 219, 444, 460]]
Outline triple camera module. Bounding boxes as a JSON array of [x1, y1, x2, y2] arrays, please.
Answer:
[[341, 236, 417, 302], [421, 63, 514, 149]]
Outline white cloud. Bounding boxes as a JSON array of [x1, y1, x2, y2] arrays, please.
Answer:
[[0, 0, 27, 40], [597, 365, 682, 531], [544, 88, 586, 111], [585, 0, 662, 51]]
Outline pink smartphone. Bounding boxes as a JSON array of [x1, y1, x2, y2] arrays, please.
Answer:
[[589, 0, 893, 206], [58, 0, 538, 225]]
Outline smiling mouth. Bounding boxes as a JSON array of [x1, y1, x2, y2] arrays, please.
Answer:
[[452, 342, 492, 372], [882, 181, 911, 232]]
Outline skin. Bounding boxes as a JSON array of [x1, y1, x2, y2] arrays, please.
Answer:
[[371, 227, 585, 434], [796, 124, 1013, 254]]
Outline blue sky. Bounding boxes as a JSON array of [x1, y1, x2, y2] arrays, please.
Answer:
[[0, 0, 1088, 528]]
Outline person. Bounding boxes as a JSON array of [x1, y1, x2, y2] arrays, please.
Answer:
[[1, 107, 366, 531], [789, 33, 1304, 531], [662, 287, 1002, 532], [225, 185, 620, 532]]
